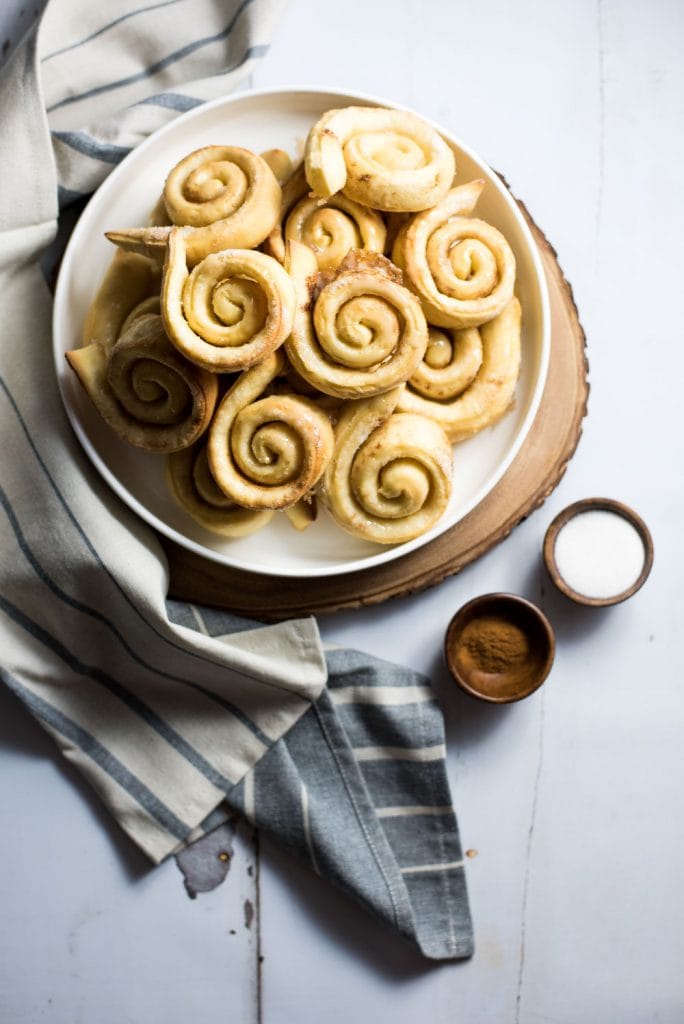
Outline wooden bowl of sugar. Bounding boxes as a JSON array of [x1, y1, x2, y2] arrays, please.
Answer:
[[543, 498, 653, 607]]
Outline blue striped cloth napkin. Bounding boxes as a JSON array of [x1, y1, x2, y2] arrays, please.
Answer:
[[0, 0, 473, 960]]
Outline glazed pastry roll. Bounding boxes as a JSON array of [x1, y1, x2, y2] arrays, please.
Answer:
[[305, 106, 456, 212], [322, 386, 453, 544], [409, 325, 483, 401], [167, 439, 274, 537], [66, 314, 218, 452], [264, 163, 386, 271], [81, 249, 161, 352], [106, 146, 281, 266], [285, 242, 428, 399], [285, 192, 386, 271], [393, 181, 516, 328], [162, 228, 296, 372], [397, 297, 522, 442], [208, 351, 335, 510]]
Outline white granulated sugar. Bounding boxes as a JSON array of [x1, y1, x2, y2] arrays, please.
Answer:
[[554, 510, 646, 599]]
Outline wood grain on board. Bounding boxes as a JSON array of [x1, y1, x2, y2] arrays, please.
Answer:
[[163, 205, 589, 620]]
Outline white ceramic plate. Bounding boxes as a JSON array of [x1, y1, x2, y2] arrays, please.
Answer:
[[53, 87, 550, 578]]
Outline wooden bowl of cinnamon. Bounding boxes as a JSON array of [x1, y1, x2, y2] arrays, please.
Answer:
[[444, 593, 555, 703]]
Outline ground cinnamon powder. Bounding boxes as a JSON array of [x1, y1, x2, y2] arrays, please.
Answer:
[[459, 615, 530, 674]]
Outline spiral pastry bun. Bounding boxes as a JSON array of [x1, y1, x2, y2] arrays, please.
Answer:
[[119, 295, 162, 337], [393, 180, 516, 328], [409, 326, 483, 401], [285, 193, 386, 272], [81, 249, 161, 352], [285, 242, 428, 399], [322, 386, 453, 544], [162, 228, 296, 373], [305, 106, 456, 212], [66, 314, 218, 452], [167, 440, 274, 537], [106, 146, 281, 267], [263, 162, 386, 271], [397, 297, 522, 442], [208, 351, 335, 510]]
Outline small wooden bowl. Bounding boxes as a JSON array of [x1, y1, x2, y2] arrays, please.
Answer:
[[543, 498, 654, 607], [444, 593, 555, 704]]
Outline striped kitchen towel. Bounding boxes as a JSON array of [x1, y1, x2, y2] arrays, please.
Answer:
[[0, 0, 473, 960]]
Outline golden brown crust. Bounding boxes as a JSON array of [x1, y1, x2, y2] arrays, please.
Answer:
[[305, 106, 456, 212], [207, 351, 335, 510], [66, 314, 218, 453], [106, 146, 281, 267], [321, 386, 453, 543], [166, 440, 274, 536], [284, 193, 386, 271], [408, 326, 483, 400], [81, 249, 161, 353], [397, 297, 522, 441], [393, 181, 516, 328], [83, 121, 525, 553], [284, 241, 428, 399], [263, 162, 387, 271], [161, 228, 296, 373]]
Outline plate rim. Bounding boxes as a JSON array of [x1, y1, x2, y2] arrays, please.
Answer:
[[53, 83, 551, 579]]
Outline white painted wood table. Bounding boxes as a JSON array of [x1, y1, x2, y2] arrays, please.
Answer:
[[1, 1, 682, 1021]]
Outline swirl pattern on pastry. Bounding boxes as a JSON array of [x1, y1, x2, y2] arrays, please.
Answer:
[[81, 249, 161, 352], [393, 181, 516, 328], [409, 326, 483, 400], [208, 351, 335, 510], [162, 228, 296, 372], [285, 192, 386, 271], [305, 106, 456, 212], [167, 440, 274, 536], [263, 163, 386, 271], [397, 297, 522, 441], [66, 314, 218, 452], [285, 242, 428, 399], [106, 146, 281, 267], [321, 386, 453, 544]]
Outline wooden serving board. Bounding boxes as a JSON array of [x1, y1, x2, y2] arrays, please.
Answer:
[[163, 202, 589, 620]]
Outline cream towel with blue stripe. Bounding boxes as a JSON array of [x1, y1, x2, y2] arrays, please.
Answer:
[[0, 0, 473, 959]]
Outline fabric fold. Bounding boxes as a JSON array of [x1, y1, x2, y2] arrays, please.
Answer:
[[0, 0, 326, 867]]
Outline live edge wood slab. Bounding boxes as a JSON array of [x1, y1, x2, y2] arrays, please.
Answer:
[[163, 201, 589, 621]]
